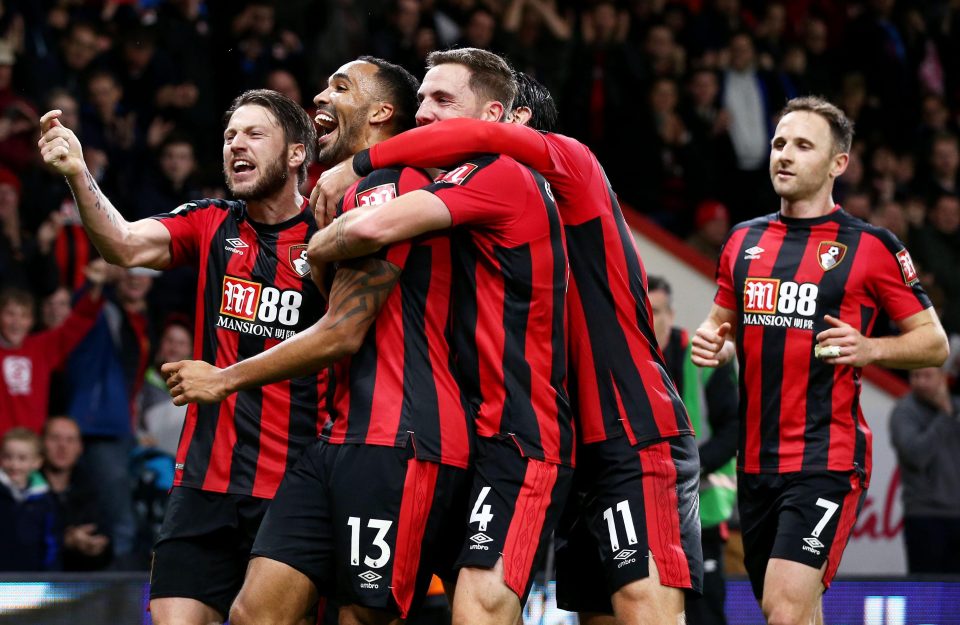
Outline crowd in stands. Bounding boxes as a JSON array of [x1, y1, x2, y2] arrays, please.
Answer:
[[1, 0, 959, 572]]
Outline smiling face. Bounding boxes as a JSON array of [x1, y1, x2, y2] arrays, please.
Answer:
[[415, 63, 502, 126], [1, 438, 42, 490], [769, 111, 846, 203], [313, 60, 382, 166], [0, 301, 33, 348], [222, 104, 291, 200]]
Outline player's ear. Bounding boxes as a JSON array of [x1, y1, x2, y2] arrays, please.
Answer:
[[288, 142, 306, 169], [511, 106, 532, 126], [370, 101, 395, 126], [483, 100, 505, 122], [830, 151, 849, 179]]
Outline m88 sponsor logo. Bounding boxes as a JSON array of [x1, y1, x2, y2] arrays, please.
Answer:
[[742, 278, 820, 330], [218, 276, 303, 339]]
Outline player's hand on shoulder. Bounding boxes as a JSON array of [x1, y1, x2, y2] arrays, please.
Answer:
[[161, 359, 231, 406], [38, 109, 86, 176], [815, 314, 877, 368]]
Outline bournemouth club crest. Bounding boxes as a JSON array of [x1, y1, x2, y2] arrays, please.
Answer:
[[288, 244, 310, 277], [817, 241, 847, 271]]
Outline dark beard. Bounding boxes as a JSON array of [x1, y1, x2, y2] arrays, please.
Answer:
[[225, 151, 289, 200]]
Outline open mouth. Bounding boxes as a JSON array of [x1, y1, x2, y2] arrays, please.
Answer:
[[231, 159, 256, 176], [315, 110, 338, 146]]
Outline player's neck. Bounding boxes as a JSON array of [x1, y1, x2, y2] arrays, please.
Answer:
[[246, 182, 304, 225], [779, 190, 837, 220]]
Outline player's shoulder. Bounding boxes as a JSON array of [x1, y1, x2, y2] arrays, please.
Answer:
[[431, 153, 509, 187], [836, 210, 906, 253], [169, 198, 246, 218], [730, 212, 778, 234]]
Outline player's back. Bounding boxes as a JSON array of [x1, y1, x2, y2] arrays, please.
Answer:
[[424, 153, 573, 466], [541, 133, 692, 446], [323, 167, 471, 469]]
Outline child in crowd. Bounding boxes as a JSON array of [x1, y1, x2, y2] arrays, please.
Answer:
[[0, 260, 107, 436], [0, 427, 61, 571]]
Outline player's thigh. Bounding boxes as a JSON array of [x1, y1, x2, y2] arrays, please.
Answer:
[[230, 557, 319, 625], [760, 558, 826, 625], [149, 596, 224, 625], [151, 488, 264, 619], [580, 436, 701, 597], [611, 553, 685, 625], [455, 438, 573, 605], [767, 471, 866, 590], [329, 445, 469, 619], [249, 440, 336, 597]]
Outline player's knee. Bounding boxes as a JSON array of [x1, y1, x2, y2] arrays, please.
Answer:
[[229, 596, 266, 625], [763, 600, 811, 625]]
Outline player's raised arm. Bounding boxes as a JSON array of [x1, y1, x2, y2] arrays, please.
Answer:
[[38, 109, 172, 269], [691, 304, 737, 368], [308, 190, 451, 263], [163, 255, 401, 405]]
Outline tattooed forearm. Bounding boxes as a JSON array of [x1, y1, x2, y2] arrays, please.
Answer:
[[79, 168, 122, 227], [335, 213, 351, 258], [327, 258, 401, 330]]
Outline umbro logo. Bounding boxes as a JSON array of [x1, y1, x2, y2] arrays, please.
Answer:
[[225, 238, 248, 255], [613, 549, 637, 560], [803, 537, 824, 549], [358, 570, 382, 582], [744, 245, 764, 260], [470, 533, 493, 545]]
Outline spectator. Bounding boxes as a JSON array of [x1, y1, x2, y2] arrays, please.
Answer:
[[29, 21, 104, 103], [0, 263, 106, 438], [912, 193, 960, 335], [682, 68, 737, 205], [135, 134, 201, 220], [137, 317, 192, 458], [649, 275, 738, 625], [687, 199, 731, 260], [915, 132, 960, 202], [720, 31, 779, 222], [40, 285, 75, 415], [65, 266, 153, 564], [0, 427, 60, 571], [890, 366, 960, 574], [0, 42, 39, 173], [42, 415, 112, 571], [0, 167, 61, 297], [501, 0, 572, 97]]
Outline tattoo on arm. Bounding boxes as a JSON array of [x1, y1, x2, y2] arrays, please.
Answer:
[[83, 169, 121, 227], [327, 257, 401, 330], [334, 213, 351, 258]]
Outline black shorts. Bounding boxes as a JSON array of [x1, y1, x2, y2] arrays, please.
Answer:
[[455, 437, 573, 604], [739, 470, 867, 599], [556, 435, 703, 614], [251, 440, 469, 618], [150, 486, 271, 617]]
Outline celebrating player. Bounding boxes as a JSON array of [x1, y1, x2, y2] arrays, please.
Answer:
[[163, 56, 473, 625], [691, 96, 949, 625], [313, 71, 702, 625], [308, 49, 573, 625], [38, 90, 325, 625]]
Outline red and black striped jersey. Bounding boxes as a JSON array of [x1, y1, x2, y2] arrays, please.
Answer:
[[322, 167, 471, 469], [152, 198, 328, 499], [365, 120, 691, 445], [714, 207, 932, 478], [424, 154, 574, 466]]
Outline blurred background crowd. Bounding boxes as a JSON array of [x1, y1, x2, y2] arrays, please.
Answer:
[[0, 0, 959, 575]]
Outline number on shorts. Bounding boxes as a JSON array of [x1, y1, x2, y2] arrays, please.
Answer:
[[470, 486, 494, 532], [602, 500, 639, 552], [347, 516, 393, 569], [812, 498, 839, 538]]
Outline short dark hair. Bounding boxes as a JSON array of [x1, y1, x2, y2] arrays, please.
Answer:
[[778, 96, 854, 155], [223, 89, 317, 185], [426, 48, 516, 113], [512, 71, 558, 132], [357, 56, 420, 133], [646, 275, 672, 298], [0, 287, 34, 314]]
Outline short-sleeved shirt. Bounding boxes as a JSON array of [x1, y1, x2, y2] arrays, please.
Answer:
[[321, 167, 472, 469], [424, 154, 574, 466], [153, 198, 328, 498], [714, 207, 932, 478]]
